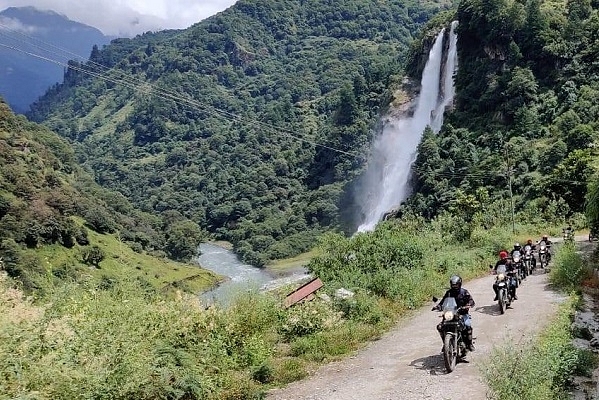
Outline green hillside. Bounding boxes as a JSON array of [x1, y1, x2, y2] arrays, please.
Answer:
[[1, 0, 599, 397], [0, 100, 218, 295], [27, 0, 447, 266]]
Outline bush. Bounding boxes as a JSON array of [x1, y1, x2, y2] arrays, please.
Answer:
[[483, 296, 582, 400], [75, 226, 89, 245], [280, 299, 341, 338], [550, 242, 592, 289], [81, 245, 105, 267], [84, 208, 116, 234]]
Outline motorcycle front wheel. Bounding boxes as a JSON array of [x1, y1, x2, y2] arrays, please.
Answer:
[[443, 333, 457, 372], [498, 288, 506, 314]]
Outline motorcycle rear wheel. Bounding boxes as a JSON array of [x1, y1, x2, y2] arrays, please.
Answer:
[[443, 333, 457, 372]]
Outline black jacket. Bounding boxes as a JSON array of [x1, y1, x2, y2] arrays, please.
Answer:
[[436, 287, 475, 309]]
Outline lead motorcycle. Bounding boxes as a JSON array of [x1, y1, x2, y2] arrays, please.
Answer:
[[432, 296, 469, 372]]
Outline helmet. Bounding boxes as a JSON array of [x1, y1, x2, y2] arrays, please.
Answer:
[[499, 251, 509, 259], [542, 234, 548, 240], [514, 242, 521, 251], [526, 238, 532, 245], [449, 275, 462, 291]]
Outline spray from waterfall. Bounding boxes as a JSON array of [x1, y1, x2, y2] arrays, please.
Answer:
[[356, 21, 459, 232]]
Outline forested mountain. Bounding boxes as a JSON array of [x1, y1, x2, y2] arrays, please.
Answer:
[[0, 99, 214, 293], [0, 6, 112, 114], [408, 0, 599, 228], [27, 0, 448, 266], [26, 0, 599, 267]]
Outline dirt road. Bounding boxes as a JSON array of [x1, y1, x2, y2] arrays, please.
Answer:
[[268, 263, 569, 399]]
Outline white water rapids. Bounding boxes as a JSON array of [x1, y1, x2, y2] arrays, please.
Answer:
[[357, 22, 458, 232]]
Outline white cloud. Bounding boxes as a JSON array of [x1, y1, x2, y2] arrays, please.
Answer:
[[0, 15, 43, 33], [0, 0, 238, 37]]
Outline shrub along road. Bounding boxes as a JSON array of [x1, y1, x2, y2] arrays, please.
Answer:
[[267, 245, 575, 399]]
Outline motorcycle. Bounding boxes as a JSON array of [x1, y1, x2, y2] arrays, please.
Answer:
[[538, 240, 550, 270], [494, 264, 515, 314], [523, 245, 535, 275], [512, 250, 526, 281], [563, 228, 574, 243], [590, 226, 598, 242], [432, 296, 469, 373]]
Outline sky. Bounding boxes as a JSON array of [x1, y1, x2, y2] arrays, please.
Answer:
[[0, 0, 239, 37]]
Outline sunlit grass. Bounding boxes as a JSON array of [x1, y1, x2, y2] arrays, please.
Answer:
[[26, 222, 220, 295]]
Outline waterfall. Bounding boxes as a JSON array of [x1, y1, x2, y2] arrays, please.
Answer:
[[432, 21, 459, 132], [356, 22, 458, 232]]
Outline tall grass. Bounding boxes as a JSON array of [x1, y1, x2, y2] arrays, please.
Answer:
[[549, 241, 594, 290], [0, 217, 519, 398], [484, 242, 599, 399], [483, 297, 582, 400]]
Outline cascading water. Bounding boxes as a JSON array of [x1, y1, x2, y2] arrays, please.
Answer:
[[433, 21, 459, 132], [356, 22, 458, 232]]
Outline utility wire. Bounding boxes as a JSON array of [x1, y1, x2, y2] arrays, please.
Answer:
[[1, 24, 595, 183], [0, 24, 362, 157]]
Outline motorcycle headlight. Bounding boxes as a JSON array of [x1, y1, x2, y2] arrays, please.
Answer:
[[514, 256, 520, 262], [540, 245, 546, 251], [444, 311, 454, 320], [498, 273, 505, 280]]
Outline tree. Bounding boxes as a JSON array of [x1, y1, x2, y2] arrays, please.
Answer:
[[586, 174, 599, 229], [335, 84, 359, 126], [165, 220, 204, 261], [547, 149, 594, 212], [84, 209, 117, 234], [82, 245, 105, 267]]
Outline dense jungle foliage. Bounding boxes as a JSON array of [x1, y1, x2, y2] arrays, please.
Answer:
[[27, 0, 449, 266], [409, 0, 599, 226], [0, 100, 216, 294]]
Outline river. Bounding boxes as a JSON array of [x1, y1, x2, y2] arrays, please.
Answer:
[[197, 242, 310, 307]]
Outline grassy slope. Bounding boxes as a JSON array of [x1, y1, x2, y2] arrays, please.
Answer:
[[25, 218, 221, 296]]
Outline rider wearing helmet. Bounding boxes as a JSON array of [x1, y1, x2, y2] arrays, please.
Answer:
[[432, 275, 476, 351], [491, 251, 518, 301], [524, 238, 537, 272], [510, 242, 522, 258], [538, 234, 553, 262]]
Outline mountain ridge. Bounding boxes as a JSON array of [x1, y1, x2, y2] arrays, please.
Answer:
[[0, 6, 113, 113]]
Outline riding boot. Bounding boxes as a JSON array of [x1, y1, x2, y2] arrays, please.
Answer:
[[465, 329, 475, 351], [437, 324, 444, 352]]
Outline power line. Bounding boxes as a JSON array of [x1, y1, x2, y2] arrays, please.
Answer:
[[0, 24, 363, 157], [0, 24, 595, 186]]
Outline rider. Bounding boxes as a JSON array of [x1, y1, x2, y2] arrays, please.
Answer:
[[432, 275, 475, 351], [563, 225, 574, 240], [492, 251, 518, 301], [510, 242, 522, 258], [524, 238, 537, 270], [538, 234, 552, 262]]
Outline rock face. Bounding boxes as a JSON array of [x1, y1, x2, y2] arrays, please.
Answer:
[[0, 6, 112, 113], [387, 77, 419, 120], [571, 288, 599, 399]]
